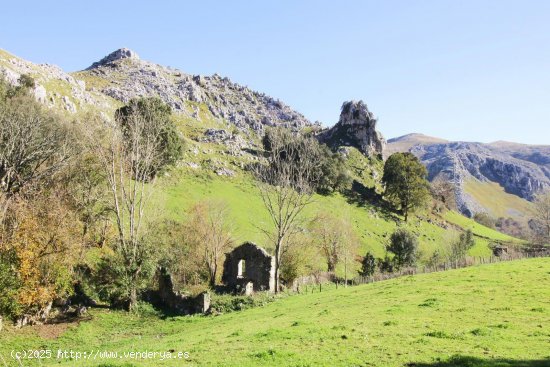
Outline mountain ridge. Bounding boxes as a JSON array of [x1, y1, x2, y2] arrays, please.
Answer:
[[387, 133, 549, 222]]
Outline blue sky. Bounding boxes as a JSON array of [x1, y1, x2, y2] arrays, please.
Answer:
[[1, 0, 549, 144]]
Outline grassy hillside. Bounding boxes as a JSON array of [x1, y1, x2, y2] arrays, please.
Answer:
[[156, 167, 515, 269], [1, 258, 548, 366], [0, 48, 518, 264], [464, 179, 534, 222]]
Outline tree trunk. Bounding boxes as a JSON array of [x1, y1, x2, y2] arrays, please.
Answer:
[[209, 262, 217, 288], [128, 266, 141, 311], [129, 286, 138, 311], [344, 257, 348, 288], [274, 238, 282, 293]]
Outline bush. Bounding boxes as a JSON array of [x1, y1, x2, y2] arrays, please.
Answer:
[[387, 228, 418, 269], [377, 255, 395, 273], [0, 249, 22, 318], [449, 229, 475, 261], [473, 212, 496, 229], [93, 250, 156, 309], [359, 252, 376, 277], [210, 293, 280, 314]]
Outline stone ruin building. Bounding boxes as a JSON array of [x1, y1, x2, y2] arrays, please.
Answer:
[[222, 242, 276, 295], [155, 267, 210, 315]]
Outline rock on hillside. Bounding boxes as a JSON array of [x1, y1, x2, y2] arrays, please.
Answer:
[[388, 135, 550, 217], [0, 49, 113, 116], [318, 100, 386, 157], [77, 48, 314, 134]]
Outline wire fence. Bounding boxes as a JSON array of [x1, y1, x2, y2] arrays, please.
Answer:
[[291, 250, 550, 294]]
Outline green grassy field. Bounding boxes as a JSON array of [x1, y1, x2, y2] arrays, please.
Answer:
[[1, 258, 548, 366]]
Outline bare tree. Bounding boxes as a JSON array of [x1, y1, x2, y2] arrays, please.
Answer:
[[532, 190, 550, 243], [310, 213, 358, 285], [186, 200, 234, 287], [89, 106, 166, 310], [0, 93, 71, 222], [255, 128, 322, 292]]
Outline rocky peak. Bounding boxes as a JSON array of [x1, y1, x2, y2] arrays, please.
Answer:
[[79, 50, 313, 134], [86, 48, 140, 70], [318, 100, 386, 157]]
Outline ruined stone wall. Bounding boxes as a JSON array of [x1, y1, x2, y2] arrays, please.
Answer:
[[157, 267, 210, 315], [222, 242, 275, 293]]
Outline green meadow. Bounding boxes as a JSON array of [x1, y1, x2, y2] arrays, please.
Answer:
[[1, 258, 548, 366]]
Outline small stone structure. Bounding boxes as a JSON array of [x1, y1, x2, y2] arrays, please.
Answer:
[[156, 267, 210, 315], [222, 242, 275, 293]]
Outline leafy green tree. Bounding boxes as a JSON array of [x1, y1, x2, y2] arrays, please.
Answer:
[[359, 252, 376, 277], [382, 152, 430, 221], [115, 97, 183, 179], [387, 228, 418, 269], [261, 129, 351, 195], [316, 145, 352, 195], [449, 229, 475, 261], [377, 255, 395, 273]]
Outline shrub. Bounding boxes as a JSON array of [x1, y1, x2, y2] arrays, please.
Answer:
[[210, 293, 280, 314], [473, 212, 496, 229], [449, 229, 475, 261], [359, 252, 376, 277], [387, 228, 418, 269], [377, 255, 395, 273]]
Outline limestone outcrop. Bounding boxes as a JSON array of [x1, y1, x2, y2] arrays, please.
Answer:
[[86, 48, 139, 69], [319, 100, 386, 157], [78, 49, 314, 134]]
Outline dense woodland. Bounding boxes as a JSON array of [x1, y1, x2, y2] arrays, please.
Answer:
[[0, 75, 549, 322]]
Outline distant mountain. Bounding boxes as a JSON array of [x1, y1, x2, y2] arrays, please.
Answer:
[[386, 133, 448, 156], [388, 134, 550, 221]]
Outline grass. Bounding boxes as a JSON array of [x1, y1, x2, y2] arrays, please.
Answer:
[[157, 168, 515, 272], [1, 258, 548, 366], [464, 179, 534, 222], [443, 210, 519, 243]]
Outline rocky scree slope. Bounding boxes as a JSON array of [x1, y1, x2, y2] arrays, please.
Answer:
[[0, 49, 114, 117], [75, 48, 315, 135]]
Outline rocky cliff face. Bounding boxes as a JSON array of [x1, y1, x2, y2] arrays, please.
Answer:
[[0, 48, 314, 135], [318, 100, 386, 157], [77, 48, 314, 134], [388, 135, 550, 217]]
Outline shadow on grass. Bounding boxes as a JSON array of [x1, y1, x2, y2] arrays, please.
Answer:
[[342, 180, 398, 222], [406, 355, 550, 367]]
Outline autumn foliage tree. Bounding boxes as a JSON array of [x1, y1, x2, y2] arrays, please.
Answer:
[[309, 213, 357, 275], [185, 200, 234, 287]]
